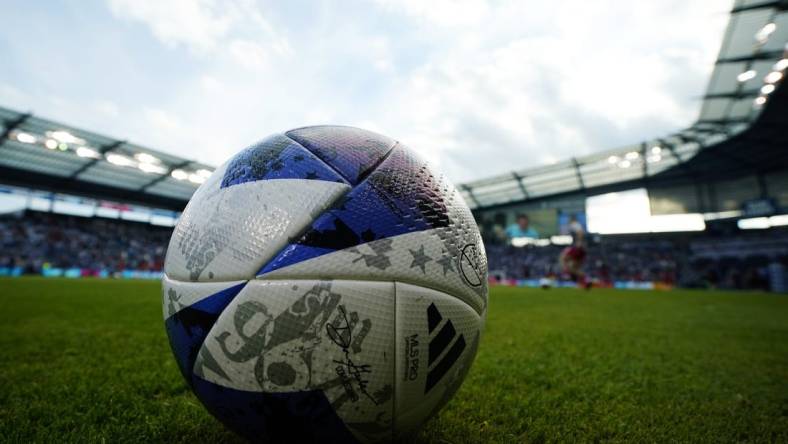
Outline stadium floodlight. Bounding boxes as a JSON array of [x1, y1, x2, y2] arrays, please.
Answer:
[[651, 146, 661, 154], [134, 152, 160, 164], [75, 146, 100, 158], [647, 154, 661, 163], [48, 130, 85, 145], [761, 84, 775, 95], [171, 169, 188, 180], [625, 151, 639, 160], [754, 96, 767, 106], [14, 132, 37, 144], [188, 173, 206, 184], [736, 70, 756, 82], [106, 153, 135, 167], [618, 160, 632, 168], [196, 169, 212, 178], [775, 58, 788, 72], [138, 163, 168, 174], [607, 155, 619, 164], [764, 71, 783, 84], [44, 139, 58, 149], [755, 22, 776, 44]]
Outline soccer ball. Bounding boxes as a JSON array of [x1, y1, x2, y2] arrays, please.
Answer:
[[162, 126, 487, 443]]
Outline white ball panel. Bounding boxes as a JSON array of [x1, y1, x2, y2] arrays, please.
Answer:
[[394, 282, 482, 440], [161, 274, 247, 320], [164, 178, 350, 282], [194, 279, 396, 443], [258, 228, 487, 315]]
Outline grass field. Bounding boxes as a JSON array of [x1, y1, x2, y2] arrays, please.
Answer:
[[1, 278, 787, 443]]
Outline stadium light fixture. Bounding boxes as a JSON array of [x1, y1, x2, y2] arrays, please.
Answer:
[[607, 155, 619, 164], [651, 146, 662, 154], [75, 146, 100, 159], [48, 130, 85, 145], [618, 160, 632, 168], [106, 153, 134, 167], [647, 154, 662, 163], [44, 139, 58, 149], [754, 96, 767, 106], [774, 58, 788, 71], [138, 163, 167, 174], [625, 151, 639, 160], [134, 152, 160, 164], [196, 169, 213, 178], [755, 22, 776, 44], [764, 71, 783, 84], [14, 132, 37, 144], [188, 173, 206, 184], [761, 84, 775, 95], [171, 169, 188, 180], [737, 70, 756, 82]]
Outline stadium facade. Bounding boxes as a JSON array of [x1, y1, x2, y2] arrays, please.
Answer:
[[0, 0, 786, 289], [463, 0, 788, 237]]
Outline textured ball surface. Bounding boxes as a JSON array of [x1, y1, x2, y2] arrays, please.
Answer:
[[162, 126, 488, 443]]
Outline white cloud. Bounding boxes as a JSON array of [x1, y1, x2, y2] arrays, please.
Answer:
[[107, 0, 291, 62], [2, 0, 733, 184], [228, 39, 269, 71], [365, 0, 731, 180], [107, 0, 232, 54]]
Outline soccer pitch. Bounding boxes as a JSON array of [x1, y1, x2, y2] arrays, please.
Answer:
[[1, 278, 787, 443]]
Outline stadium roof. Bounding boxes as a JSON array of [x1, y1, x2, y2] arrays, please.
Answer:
[[0, 1, 785, 213], [0, 106, 210, 210], [459, 0, 788, 210]]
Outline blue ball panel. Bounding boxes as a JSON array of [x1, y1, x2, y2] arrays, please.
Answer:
[[221, 134, 348, 188], [164, 283, 246, 383], [191, 376, 359, 444], [286, 126, 396, 185], [258, 145, 451, 274]]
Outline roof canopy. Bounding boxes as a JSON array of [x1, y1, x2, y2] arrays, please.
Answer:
[[459, 0, 788, 209], [0, 106, 212, 210]]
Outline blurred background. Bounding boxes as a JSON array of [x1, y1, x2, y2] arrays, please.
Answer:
[[1, 0, 786, 292]]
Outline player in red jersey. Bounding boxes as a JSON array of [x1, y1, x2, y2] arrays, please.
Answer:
[[560, 215, 591, 289]]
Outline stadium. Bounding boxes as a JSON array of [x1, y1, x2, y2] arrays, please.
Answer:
[[1, 1, 787, 443]]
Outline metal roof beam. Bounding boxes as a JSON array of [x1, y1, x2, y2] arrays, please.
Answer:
[[640, 143, 648, 178], [0, 112, 32, 148], [703, 90, 760, 99], [140, 160, 192, 191], [68, 140, 125, 179], [570, 158, 585, 190], [511, 171, 529, 199], [696, 118, 751, 126], [461, 184, 481, 207], [716, 50, 784, 64], [730, 0, 783, 14]]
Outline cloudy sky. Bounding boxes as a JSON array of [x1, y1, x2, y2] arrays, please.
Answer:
[[0, 0, 732, 183]]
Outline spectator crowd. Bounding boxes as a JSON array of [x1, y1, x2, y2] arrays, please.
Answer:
[[1, 211, 170, 274], [1, 210, 787, 291]]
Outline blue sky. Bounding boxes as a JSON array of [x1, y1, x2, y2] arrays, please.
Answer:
[[0, 0, 732, 182]]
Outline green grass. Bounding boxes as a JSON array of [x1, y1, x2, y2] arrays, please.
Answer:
[[1, 278, 787, 443]]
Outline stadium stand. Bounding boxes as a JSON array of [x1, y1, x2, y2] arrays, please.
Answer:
[[0, 0, 785, 291], [0, 210, 170, 277]]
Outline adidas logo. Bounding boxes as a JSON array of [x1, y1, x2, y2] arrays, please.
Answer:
[[425, 303, 466, 393]]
